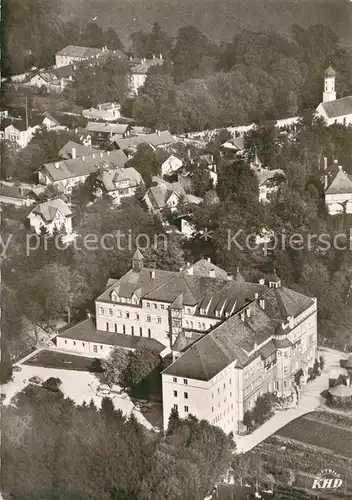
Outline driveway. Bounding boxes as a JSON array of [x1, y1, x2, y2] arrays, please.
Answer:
[[1, 363, 153, 430], [235, 348, 347, 453]]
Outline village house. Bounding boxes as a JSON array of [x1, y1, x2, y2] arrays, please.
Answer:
[[58, 141, 97, 160], [0, 118, 41, 148], [55, 252, 317, 436], [38, 149, 128, 191], [324, 164, 352, 215], [83, 103, 121, 122], [112, 129, 175, 151], [41, 112, 68, 132], [27, 198, 72, 235], [0, 182, 36, 207], [251, 156, 285, 203], [93, 166, 144, 204], [55, 45, 105, 68], [26, 64, 76, 93], [220, 136, 245, 157], [86, 121, 132, 145], [144, 178, 203, 214], [128, 55, 164, 95], [316, 66, 352, 126], [154, 150, 183, 178]]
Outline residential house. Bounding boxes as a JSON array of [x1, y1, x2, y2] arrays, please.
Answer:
[[58, 141, 97, 160], [155, 150, 183, 178], [144, 178, 202, 214], [28, 198, 72, 235], [128, 55, 164, 95], [94, 166, 143, 204], [0, 118, 41, 148], [0, 182, 36, 207], [198, 154, 218, 186], [251, 158, 285, 203], [55, 45, 104, 68], [54, 250, 317, 436], [86, 121, 132, 145], [316, 66, 352, 126], [0, 110, 9, 119], [220, 136, 245, 156], [83, 103, 121, 122], [42, 112, 68, 132], [73, 128, 92, 147], [173, 214, 196, 239], [38, 149, 128, 191], [27, 64, 76, 93], [324, 165, 352, 215], [112, 130, 175, 151]]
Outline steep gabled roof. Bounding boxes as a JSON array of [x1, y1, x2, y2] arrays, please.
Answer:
[[29, 198, 72, 223], [325, 168, 352, 195], [319, 96, 352, 119]]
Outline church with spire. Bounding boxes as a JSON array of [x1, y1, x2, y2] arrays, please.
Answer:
[[316, 65, 352, 126]]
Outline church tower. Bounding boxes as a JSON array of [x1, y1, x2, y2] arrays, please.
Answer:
[[132, 248, 144, 273], [323, 66, 336, 103]]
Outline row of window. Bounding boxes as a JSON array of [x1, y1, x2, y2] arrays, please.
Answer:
[[172, 377, 188, 385], [105, 322, 151, 338], [145, 302, 166, 310], [212, 403, 234, 413], [211, 380, 232, 398], [101, 307, 163, 324], [173, 390, 188, 399], [185, 320, 207, 330], [173, 404, 188, 413], [64, 340, 103, 353]]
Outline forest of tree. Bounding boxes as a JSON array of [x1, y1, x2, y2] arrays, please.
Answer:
[[2, 383, 233, 499]]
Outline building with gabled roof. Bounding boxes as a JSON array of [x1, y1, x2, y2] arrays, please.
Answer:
[[38, 149, 128, 191], [28, 198, 72, 235], [324, 165, 352, 215], [55, 45, 104, 68], [316, 66, 352, 126], [94, 166, 144, 204], [144, 178, 202, 213], [58, 141, 97, 160], [54, 249, 317, 436], [112, 130, 175, 151]]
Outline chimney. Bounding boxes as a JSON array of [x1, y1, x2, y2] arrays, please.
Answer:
[[151, 269, 156, 279], [54, 162, 60, 169], [82, 156, 85, 162], [207, 257, 211, 263], [153, 54, 155, 59], [209, 269, 216, 278], [71, 147, 76, 159], [259, 298, 265, 309], [92, 153, 96, 159], [98, 104, 102, 111], [323, 157, 328, 170], [254, 292, 259, 299], [107, 151, 110, 156], [338, 165, 343, 171], [333, 159, 338, 164], [324, 175, 328, 190], [259, 278, 265, 285], [246, 308, 251, 318], [100, 152, 104, 158], [186, 264, 193, 275], [159, 53, 163, 60], [157, 130, 160, 136]]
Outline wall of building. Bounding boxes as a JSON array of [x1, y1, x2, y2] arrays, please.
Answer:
[[28, 213, 72, 235]]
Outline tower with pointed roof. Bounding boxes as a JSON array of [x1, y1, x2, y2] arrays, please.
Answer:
[[132, 248, 144, 273], [323, 65, 336, 103]]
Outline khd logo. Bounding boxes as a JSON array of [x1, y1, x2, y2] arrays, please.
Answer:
[[312, 469, 343, 493]]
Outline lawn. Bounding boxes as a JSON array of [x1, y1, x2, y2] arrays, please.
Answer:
[[23, 350, 102, 372], [275, 415, 352, 458]]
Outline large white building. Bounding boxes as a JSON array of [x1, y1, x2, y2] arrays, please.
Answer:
[[316, 66, 352, 126], [324, 164, 352, 215], [56, 252, 317, 435]]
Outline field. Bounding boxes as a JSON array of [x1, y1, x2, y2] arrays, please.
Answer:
[[276, 414, 352, 458], [24, 350, 102, 372], [65, 0, 349, 45]]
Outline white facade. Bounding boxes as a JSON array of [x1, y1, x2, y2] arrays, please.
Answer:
[[161, 155, 183, 177], [82, 103, 121, 122], [162, 298, 317, 436], [56, 336, 117, 357], [28, 209, 72, 235], [0, 124, 38, 148], [323, 74, 336, 103]]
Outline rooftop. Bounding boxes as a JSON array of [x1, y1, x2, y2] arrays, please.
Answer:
[[86, 122, 130, 135], [56, 45, 103, 59], [113, 130, 174, 149], [58, 141, 97, 159], [319, 95, 352, 119], [96, 167, 143, 192], [325, 167, 352, 195], [30, 198, 72, 223], [56, 317, 165, 353], [40, 149, 128, 183]]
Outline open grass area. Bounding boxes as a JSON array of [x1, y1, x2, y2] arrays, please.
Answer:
[[275, 414, 352, 458], [23, 350, 102, 372]]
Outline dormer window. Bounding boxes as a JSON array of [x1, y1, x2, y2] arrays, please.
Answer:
[[186, 307, 191, 314], [200, 308, 206, 315], [215, 310, 221, 318]]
